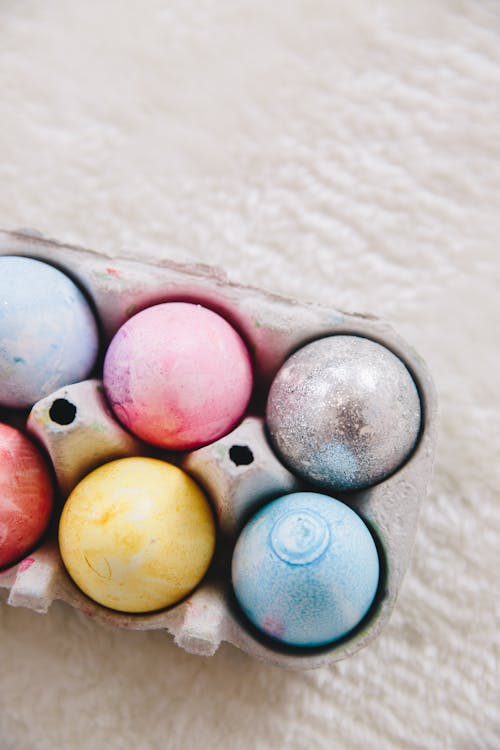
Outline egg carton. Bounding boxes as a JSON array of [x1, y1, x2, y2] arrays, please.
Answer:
[[0, 228, 437, 670]]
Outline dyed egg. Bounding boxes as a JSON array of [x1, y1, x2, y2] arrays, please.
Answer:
[[266, 335, 421, 491], [59, 457, 216, 613], [0, 422, 54, 568], [231, 492, 379, 648], [103, 302, 253, 450], [0, 256, 99, 409]]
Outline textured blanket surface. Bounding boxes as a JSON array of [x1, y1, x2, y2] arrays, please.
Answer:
[[0, 2, 499, 749]]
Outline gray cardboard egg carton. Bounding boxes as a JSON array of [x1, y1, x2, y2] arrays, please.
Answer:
[[0, 229, 437, 669]]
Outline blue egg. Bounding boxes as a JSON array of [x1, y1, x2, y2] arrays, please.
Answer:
[[231, 492, 380, 648], [0, 256, 99, 408]]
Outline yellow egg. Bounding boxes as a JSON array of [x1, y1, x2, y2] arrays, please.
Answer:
[[58, 457, 216, 613]]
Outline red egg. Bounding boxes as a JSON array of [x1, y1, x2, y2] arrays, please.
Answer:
[[0, 423, 54, 569]]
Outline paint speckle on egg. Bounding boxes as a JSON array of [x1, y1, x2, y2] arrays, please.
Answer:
[[103, 302, 253, 450], [0, 422, 54, 569], [231, 492, 380, 648], [58, 457, 216, 613], [0, 256, 100, 409]]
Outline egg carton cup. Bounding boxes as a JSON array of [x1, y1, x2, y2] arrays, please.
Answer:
[[0, 229, 437, 670]]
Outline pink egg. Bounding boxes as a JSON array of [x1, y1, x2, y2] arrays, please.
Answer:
[[103, 302, 253, 450], [0, 423, 54, 569]]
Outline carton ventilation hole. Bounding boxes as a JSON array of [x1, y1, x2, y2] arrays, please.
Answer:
[[49, 398, 77, 425], [229, 445, 254, 466]]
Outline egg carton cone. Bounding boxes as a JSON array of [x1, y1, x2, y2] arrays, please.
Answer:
[[0, 228, 437, 669]]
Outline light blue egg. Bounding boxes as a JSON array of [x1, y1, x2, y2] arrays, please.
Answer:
[[231, 492, 380, 648], [0, 256, 99, 408]]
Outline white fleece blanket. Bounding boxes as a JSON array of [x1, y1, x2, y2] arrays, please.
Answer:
[[0, 2, 499, 749]]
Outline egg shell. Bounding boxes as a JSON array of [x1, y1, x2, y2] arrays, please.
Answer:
[[231, 492, 380, 648], [0, 256, 99, 409], [0, 422, 54, 569], [58, 457, 216, 613], [103, 302, 253, 450], [266, 335, 421, 492]]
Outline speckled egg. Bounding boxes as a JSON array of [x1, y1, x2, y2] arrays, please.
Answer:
[[0, 256, 100, 409], [0, 422, 54, 569], [103, 302, 253, 450], [58, 457, 216, 613], [266, 335, 421, 491], [231, 492, 380, 648]]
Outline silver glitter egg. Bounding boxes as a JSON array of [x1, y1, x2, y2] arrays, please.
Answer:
[[266, 335, 421, 491]]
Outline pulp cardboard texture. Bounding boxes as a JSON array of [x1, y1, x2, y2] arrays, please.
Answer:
[[0, 2, 498, 749]]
